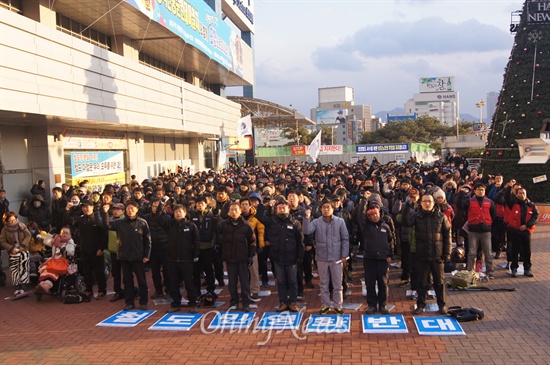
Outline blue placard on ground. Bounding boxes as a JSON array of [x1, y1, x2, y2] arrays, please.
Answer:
[[148, 313, 202, 331], [255, 312, 303, 331], [362, 314, 408, 334], [414, 316, 465, 336], [305, 314, 351, 333], [208, 312, 255, 330], [96, 310, 156, 327]]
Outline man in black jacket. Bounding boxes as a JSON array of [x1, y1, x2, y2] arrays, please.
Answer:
[[411, 193, 452, 315], [217, 202, 256, 311], [360, 202, 394, 314], [266, 199, 304, 312], [162, 204, 200, 313], [64, 199, 106, 300], [102, 201, 151, 310]]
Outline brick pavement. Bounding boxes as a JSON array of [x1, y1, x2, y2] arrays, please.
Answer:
[[0, 225, 548, 365]]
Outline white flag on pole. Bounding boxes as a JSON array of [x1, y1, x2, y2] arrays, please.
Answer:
[[307, 130, 322, 161], [237, 115, 253, 138]]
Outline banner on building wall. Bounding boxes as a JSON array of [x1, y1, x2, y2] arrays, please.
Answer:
[[72, 172, 126, 194], [537, 204, 550, 223], [319, 145, 342, 155], [419, 77, 454, 93], [316, 109, 347, 125], [63, 128, 127, 150], [356, 144, 409, 154], [71, 152, 125, 178], [126, 0, 245, 77]]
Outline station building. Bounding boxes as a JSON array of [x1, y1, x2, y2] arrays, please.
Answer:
[[0, 0, 255, 197]]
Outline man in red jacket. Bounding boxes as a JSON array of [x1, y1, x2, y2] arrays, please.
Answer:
[[506, 188, 539, 277]]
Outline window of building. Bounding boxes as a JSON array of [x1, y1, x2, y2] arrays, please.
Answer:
[[56, 14, 111, 50], [0, 0, 22, 13], [139, 52, 186, 80], [415, 101, 429, 106]]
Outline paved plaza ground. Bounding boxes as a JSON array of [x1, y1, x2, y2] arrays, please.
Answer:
[[1, 225, 549, 365]]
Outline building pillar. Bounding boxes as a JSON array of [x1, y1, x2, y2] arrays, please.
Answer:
[[189, 138, 205, 172], [22, 0, 56, 26], [111, 36, 139, 62]]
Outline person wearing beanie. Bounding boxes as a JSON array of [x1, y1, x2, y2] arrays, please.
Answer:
[[432, 188, 455, 227]]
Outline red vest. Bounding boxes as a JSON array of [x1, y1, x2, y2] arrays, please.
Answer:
[[508, 203, 536, 233], [468, 197, 493, 226], [504, 205, 511, 225]]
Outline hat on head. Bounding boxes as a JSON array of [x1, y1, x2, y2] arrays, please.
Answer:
[[461, 184, 472, 190], [249, 192, 263, 203], [408, 188, 420, 196], [275, 198, 288, 207], [80, 199, 93, 207], [112, 203, 125, 210], [432, 188, 446, 200]]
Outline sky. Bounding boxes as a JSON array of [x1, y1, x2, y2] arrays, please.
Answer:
[[231, 0, 524, 120]]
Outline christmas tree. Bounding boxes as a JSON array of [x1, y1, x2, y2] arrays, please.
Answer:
[[482, 0, 550, 202]]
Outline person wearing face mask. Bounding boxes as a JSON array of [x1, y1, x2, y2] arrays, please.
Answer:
[[265, 198, 303, 312], [19, 195, 52, 232]]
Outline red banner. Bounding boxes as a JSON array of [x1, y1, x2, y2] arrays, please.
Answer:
[[537, 203, 550, 224], [292, 146, 306, 155]]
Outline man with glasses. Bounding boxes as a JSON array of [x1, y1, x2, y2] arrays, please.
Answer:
[[411, 193, 452, 315]]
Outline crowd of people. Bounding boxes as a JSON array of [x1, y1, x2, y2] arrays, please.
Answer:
[[0, 152, 540, 315]]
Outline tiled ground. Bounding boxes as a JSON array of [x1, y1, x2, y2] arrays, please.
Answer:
[[1, 225, 548, 365]]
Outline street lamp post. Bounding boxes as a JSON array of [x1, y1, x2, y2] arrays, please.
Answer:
[[476, 99, 486, 125]]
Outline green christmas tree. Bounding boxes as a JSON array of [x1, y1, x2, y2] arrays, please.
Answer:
[[482, 0, 550, 202]]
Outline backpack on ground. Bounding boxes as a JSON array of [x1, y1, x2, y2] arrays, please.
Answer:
[[450, 270, 479, 288], [63, 294, 83, 304], [447, 306, 485, 322], [198, 292, 217, 307]]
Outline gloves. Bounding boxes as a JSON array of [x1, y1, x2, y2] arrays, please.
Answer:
[[193, 257, 199, 263], [248, 257, 254, 267]]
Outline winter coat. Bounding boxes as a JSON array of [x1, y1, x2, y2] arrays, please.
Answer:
[[102, 211, 151, 261], [19, 195, 52, 231], [64, 211, 106, 255], [410, 208, 452, 261], [266, 214, 304, 265], [189, 208, 217, 249], [217, 216, 256, 264], [162, 218, 200, 263], [302, 215, 349, 262], [360, 217, 393, 260], [0, 223, 31, 252]]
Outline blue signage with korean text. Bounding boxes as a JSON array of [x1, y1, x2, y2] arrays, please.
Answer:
[[256, 312, 303, 331], [96, 310, 156, 327], [305, 314, 351, 333], [208, 312, 255, 330], [362, 314, 408, 334], [414, 316, 465, 336], [356, 144, 409, 154], [125, 0, 244, 77], [148, 313, 202, 331]]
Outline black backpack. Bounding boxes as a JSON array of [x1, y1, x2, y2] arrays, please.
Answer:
[[447, 306, 485, 322], [198, 292, 217, 307]]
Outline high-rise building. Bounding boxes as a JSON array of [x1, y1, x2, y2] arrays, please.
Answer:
[[486, 91, 499, 122], [0, 0, 254, 194], [403, 77, 460, 126]]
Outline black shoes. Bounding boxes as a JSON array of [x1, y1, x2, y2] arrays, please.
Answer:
[[412, 306, 425, 315], [110, 293, 124, 302], [438, 306, 448, 315], [124, 304, 135, 310], [524, 270, 534, 277]]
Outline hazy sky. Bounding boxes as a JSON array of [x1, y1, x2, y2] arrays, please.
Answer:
[[235, 0, 523, 119]]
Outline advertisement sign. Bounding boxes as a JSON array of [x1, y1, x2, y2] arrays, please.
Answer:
[[316, 109, 347, 125], [419, 77, 454, 93], [126, 0, 244, 77], [319, 145, 343, 155], [227, 136, 252, 150], [537, 204, 550, 223], [527, 1, 550, 23], [356, 144, 409, 154], [71, 152, 125, 178]]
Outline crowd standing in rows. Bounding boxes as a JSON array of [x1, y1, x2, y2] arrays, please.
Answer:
[[0, 152, 540, 315]]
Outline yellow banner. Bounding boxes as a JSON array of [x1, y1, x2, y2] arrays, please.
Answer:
[[71, 172, 126, 193]]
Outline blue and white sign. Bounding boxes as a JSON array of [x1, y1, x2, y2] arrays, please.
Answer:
[[208, 312, 255, 330], [356, 144, 409, 154], [414, 316, 465, 336], [256, 312, 302, 331], [148, 313, 202, 331], [96, 310, 156, 327], [71, 151, 124, 178], [362, 315, 408, 334], [305, 314, 351, 333]]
